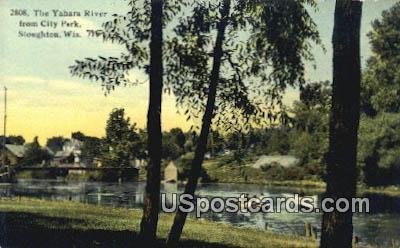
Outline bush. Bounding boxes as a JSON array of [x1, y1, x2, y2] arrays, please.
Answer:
[[261, 165, 307, 181], [174, 152, 211, 182], [358, 113, 400, 186]]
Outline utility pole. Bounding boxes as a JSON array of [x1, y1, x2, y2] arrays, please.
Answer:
[[2, 87, 7, 168]]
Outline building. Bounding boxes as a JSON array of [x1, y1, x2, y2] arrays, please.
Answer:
[[164, 161, 178, 183], [0, 144, 26, 166], [51, 138, 83, 166]]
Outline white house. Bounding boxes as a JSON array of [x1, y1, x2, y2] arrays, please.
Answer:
[[52, 138, 83, 166]]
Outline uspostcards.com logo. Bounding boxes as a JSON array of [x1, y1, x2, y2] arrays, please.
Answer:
[[161, 193, 370, 218]]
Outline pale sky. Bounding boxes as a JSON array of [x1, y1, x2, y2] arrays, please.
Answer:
[[0, 0, 397, 144]]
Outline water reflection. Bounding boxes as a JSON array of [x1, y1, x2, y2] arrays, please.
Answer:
[[0, 180, 399, 247]]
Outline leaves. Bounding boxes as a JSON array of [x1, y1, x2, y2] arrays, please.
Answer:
[[70, 0, 321, 133], [69, 0, 184, 94], [101, 108, 144, 167], [361, 2, 400, 116], [164, 0, 321, 132]]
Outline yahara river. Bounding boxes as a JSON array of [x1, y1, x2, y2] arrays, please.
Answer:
[[0, 179, 399, 247]]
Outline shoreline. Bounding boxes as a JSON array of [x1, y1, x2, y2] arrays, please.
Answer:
[[9, 176, 400, 197]]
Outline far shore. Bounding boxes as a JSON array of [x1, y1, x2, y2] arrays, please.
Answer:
[[9, 172, 400, 197]]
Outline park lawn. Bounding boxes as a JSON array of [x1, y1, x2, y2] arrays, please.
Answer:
[[0, 197, 317, 248]]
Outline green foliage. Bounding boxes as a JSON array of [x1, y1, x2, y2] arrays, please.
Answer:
[[290, 102, 328, 162], [0, 135, 25, 145], [174, 152, 210, 181], [299, 81, 331, 112], [358, 113, 400, 186], [46, 136, 69, 152], [286, 81, 330, 178], [266, 128, 291, 155], [100, 108, 143, 167], [162, 138, 182, 160], [162, 128, 186, 160], [5, 135, 25, 145], [80, 136, 103, 164], [361, 2, 400, 116], [225, 132, 242, 151], [169, 128, 186, 149], [69, 0, 185, 93], [261, 165, 307, 181], [69, 1, 149, 91], [71, 131, 86, 141], [207, 130, 225, 155], [174, 152, 194, 179], [165, 0, 321, 131], [357, 3, 400, 187], [21, 137, 50, 166]]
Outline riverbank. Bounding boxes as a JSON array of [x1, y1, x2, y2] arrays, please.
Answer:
[[196, 154, 400, 197], [0, 197, 317, 248], [361, 185, 400, 197], [14, 152, 400, 197]]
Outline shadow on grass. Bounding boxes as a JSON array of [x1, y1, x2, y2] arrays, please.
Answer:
[[0, 212, 230, 248]]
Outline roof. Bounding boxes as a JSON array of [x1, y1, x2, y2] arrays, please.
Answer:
[[54, 150, 73, 159], [166, 161, 177, 169], [45, 147, 55, 156], [5, 144, 26, 158]]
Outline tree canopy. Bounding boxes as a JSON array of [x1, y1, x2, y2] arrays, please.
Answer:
[[22, 137, 50, 167], [101, 108, 144, 167], [361, 2, 400, 116], [46, 136, 69, 152]]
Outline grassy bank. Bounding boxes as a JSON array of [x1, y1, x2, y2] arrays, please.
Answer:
[[0, 198, 317, 248], [200, 156, 326, 191], [178, 153, 323, 187], [198, 155, 400, 196], [360, 185, 400, 197]]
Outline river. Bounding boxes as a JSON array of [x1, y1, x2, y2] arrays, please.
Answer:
[[0, 179, 399, 247]]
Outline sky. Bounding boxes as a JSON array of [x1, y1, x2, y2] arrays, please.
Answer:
[[0, 0, 398, 144]]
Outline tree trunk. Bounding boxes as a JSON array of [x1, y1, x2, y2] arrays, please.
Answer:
[[139, 0, 163, 245], [320, 1, 362, 247], [166, 0, 231, 246]]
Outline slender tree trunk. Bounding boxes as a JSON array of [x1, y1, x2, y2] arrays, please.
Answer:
[[166, 0, 231, 246], [139, 0, 163, 245], [320, 1, 362, 247]]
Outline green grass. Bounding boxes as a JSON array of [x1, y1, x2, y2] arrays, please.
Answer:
[[0, 197, 317, 248]]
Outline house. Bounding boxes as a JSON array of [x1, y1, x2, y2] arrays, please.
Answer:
[[51, 138, 83, 166], [164, 161, 178, 183], [0, 144, 26, 166]]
